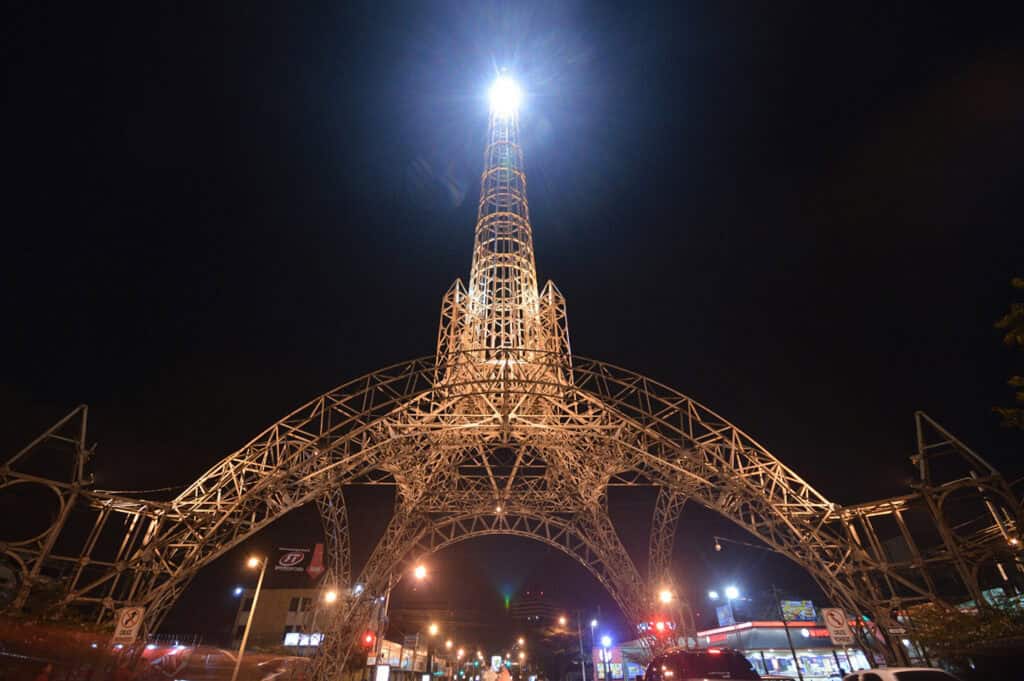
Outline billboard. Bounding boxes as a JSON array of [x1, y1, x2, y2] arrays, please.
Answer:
[[779, 600, 816, 622], [270, 543, 326, 585], [715, 603, 735, 626]]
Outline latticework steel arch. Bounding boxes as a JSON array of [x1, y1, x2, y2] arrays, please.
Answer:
[[3, 81, 1022, 678]]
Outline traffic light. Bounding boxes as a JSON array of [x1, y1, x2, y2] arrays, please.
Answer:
[[362, 631, 376, 647]]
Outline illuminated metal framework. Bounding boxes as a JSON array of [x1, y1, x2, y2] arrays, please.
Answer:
[[2, 85, 1022, 678]]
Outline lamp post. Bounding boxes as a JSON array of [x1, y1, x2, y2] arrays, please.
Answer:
[[600, 635, 612, 681], [302, 588, 337, 657], [426, 621, 439, 680], [770, 585, 804, 681], [575, 611, 588, 681], [231, 555, 267, 681]]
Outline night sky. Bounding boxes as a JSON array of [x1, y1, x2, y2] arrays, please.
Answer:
[[3, 1, 1022, 648]]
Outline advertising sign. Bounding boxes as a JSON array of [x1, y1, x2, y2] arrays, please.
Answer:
[[112, 606, 146, 645], [272, 543, 325, 581], [822, 608, 855, 646], [780, 599, 816, 622], [715, 603, 735, 626], [275, 546, 310, 572]]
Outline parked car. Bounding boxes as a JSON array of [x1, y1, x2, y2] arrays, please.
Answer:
[[644, 646, 760, 681], [842, 668, 960, 681]]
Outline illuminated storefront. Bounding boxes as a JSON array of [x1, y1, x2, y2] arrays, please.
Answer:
[[697, 621, 870, 679]]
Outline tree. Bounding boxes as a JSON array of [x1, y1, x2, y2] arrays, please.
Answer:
[[909, 598, 1024, 658], [994, 277, 1024, 429]]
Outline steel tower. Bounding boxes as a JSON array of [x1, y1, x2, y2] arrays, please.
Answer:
[[2, 77, 1021, 679]]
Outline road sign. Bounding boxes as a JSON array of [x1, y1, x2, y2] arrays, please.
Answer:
[[112, 606, 146, 645], [822, 608, 854, 646]]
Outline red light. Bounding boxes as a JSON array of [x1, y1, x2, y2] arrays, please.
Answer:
[[707, 648, 722, 655], [655, 621, 665, 632], [363, 632, 375, 647]]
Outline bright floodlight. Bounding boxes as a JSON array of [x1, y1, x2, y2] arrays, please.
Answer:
[[413, 564, 427, 580], [489, 76, 521, 116], [600, 635, 612, 648], [707, 590, 719, 600], [658, 588, 673, 604], [724, 585, 740, 600]]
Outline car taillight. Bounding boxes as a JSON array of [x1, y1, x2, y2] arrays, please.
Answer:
[[707, 648, 722, 655]]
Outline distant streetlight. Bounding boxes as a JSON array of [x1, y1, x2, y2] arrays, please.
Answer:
[[590, 619, 598, 629], [414, 564, 428, 580], [323, 589, 338, 604], [658, 589, 673, 604], [518, 651, 525, 661], [429, 622, 439, 636], [600, 635, 612, 681], [446, 639, 453, 650], [231, 556, 267, 681], [457, 648, 465, 659], [517, 637, 525, 646], [558, 615, 567, 626], [232, 586, 243, 597], [724, 585, 740, 600], [708, 590, 719, 600]]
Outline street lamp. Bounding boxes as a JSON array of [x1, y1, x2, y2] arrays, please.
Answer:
[[590, 619, 598, 629], [658, 588, 673, 604], [600, 635, 612, 681], [724, 585, 740, 601], [446, 639, 453, 651], [323, 589, 338, 604], [429, 622, 440, 637], [558, 615, 567, 626], [414, 564, 428, 580], [518, 652, 525, 661], [517, 637, 525, 646], [231, 555, 267, 681]]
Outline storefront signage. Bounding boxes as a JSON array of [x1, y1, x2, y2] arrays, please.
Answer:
[[822, 608, 854, 645], [715, 603, 735, 626], [780, 599, 816, 622]]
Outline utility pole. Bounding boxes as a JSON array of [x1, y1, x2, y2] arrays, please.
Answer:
[[576, 610, 587, 681], [770, 585, 803, 681]]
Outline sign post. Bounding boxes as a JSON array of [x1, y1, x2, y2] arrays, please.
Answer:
[[822, 608, 855, 646], [112, 606, 146, 646]]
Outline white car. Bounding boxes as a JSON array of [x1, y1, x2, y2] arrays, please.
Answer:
[[842, 668, 959, 681]]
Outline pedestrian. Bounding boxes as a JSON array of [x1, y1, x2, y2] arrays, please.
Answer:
[[33, 663, 53, 681]]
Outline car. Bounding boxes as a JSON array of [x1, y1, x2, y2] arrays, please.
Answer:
[[644, 646, 760, 681], [842, 668, 960, 681]]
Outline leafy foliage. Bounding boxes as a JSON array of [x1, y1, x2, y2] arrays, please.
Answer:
[[994, 277, 1024, 429], [909, 598, 1024, 656]]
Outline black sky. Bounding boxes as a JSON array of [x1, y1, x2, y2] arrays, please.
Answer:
[[2, 0, 1022, 646]]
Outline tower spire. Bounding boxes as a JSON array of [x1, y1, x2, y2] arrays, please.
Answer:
[[436, 75, 570, 387], [467, 76, 539, 354]]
